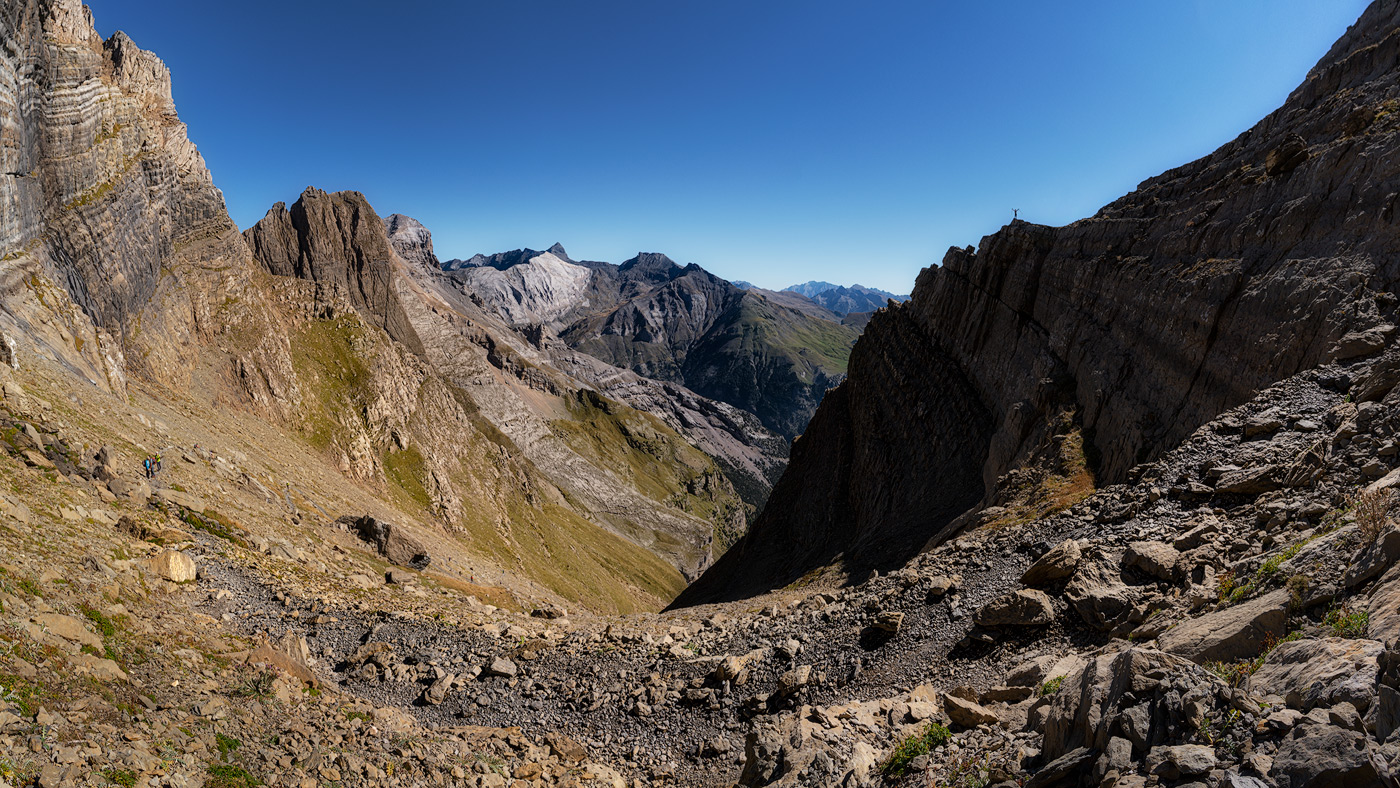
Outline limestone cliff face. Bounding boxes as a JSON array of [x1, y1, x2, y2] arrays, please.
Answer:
[[0, 0, 266, 391], [678, 0, 1400, 604]]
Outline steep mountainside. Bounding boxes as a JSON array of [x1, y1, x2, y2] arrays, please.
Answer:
[[10, 4, 1400, 788], [679, 0, 1400, 604], [452, 249, 861, 438], [0, 0, 759, 614], [385, 215, 790, 514], [244, 190, 758, 586]]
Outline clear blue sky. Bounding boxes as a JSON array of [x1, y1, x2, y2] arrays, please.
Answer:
[[88, 0, 1370, 293]]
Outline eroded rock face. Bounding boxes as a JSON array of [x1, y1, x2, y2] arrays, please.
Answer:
[[245, 189, 426, 357], [679, 0, 1400, 603], [1248, 637, 1383, 712]]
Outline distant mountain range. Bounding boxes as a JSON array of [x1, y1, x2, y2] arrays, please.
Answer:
[[782, 281, 910, 316], [443, 246, 861, 442]]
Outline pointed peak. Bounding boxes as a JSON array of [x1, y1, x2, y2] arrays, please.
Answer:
[[546, 242, 569, 259]]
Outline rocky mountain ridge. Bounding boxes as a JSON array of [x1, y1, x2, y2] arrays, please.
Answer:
[[680, 0, 1400, 605], [782, 282, 910, 317]]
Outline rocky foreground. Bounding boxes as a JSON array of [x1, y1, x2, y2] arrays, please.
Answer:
[[5, 310, 1400, 788]]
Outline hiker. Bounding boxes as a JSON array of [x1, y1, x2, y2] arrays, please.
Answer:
[[154, 454, 163, 474], [142, 456, 153, 479]]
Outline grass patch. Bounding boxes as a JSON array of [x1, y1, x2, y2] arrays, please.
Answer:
[[882, 722, 952, 779], [1206, 631, 1305, 687], [102, 768, 137, 787], [230, 671, 275, 700], [206, 763, 261, 788], [215, 733, 241, 761]]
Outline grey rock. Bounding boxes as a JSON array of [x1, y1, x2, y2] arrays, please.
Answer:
[[974, 589, 1055, 627], [1270, 723, 1384, 788], [1248, 637, 1383, 712], [1158, 589, 1289, 663], [1021, 539, 1082, 586]]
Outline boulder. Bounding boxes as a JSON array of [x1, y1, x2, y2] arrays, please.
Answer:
[[1248, 637, 1383, 712], [1124, 540, 1181, 581], [1006, 655, 1060, 687], [872, 610, 903, 633], [1065, 559, 1140, 632], [33, 613, 102, 650], [1344, 526, 1400, 588], [926, 575, 959, 598], [546, 732, 588, 764], [1174, 518, 1221, 551], [1021, 539, 1082, 586], [1158, 589, 1289, 663], [716, 650, 765, 685], [974, 589, 1055, 627], [73, 652, 127, 682], [107, 477, 150, 502], [1041, 647, 1215, 762], [154, 487, 207, 512], [484, 657, 517, 678], [1270, 724, 1384, 788], [1331, 324, 1395, 361], [1146, 744, 1217, 780], [1214, 465, 1283, 495], [1368, 561, 1400, 648], [144, 550, 197, 583], [942, 693, 999, 728], [422, 673, 454, 705], [343, 515, 431, 569]]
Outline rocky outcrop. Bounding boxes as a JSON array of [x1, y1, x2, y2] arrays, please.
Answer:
[[679, 0, 1400, 603], [245, 189, 426, 356], [0, 0, 277, 393]]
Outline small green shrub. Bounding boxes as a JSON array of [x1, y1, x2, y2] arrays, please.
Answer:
[[1286, 574, 1310, 610], [1354, 487, 1394, 544], [102, 768, 137, 787], [81, 605, 117, 638], [215, 733, 241, 761], [1038, 676, 1064, 697], [230, 671, 275, 699], [1325, 607, 1369, 638], [882, 722, 952, 778]]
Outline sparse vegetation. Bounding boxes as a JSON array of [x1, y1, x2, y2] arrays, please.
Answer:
[[1206, 631, 1305, 687], [882, 722, 951, 778], [102, 768, 137, 787], [215, 733, 241, 761], [206, 763, 261, 788], [1038, 676, 1065, 697], [1353, 487, 1394, 544], [1325, 606, 1370, 638]]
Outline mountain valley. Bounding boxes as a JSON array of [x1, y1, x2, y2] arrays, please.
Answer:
[[5, 2, 1400, 788]]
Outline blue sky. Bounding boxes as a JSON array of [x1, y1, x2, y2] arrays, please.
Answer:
[[88, 0, 1370, 293]]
